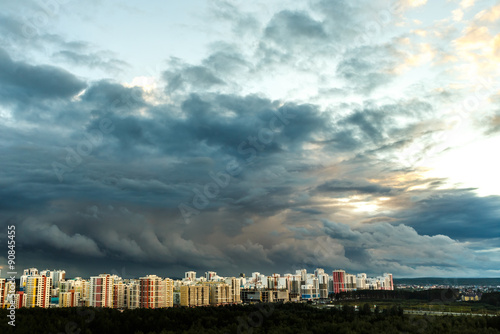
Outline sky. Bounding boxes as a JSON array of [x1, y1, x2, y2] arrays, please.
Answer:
[[0, 0, 500, 279]]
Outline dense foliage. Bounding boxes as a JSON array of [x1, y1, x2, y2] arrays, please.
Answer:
[[1, 303, 500, 334], [335, 288, 460, 302], [483, 293, 500, 307]]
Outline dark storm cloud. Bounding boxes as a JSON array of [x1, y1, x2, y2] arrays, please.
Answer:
[[344, 247, 373, 265], [91, 92, 330, 165], [9, 204, 229, 273], [395, 190, 500, 240], [293, 208, 323, 215], [81, 80, 146, 108], [319, 219, 476, 272], [19, 217, 104, 257], [317, 179, 392, 195], [323, 220, 361, 241], [0, 48, 86, 102]]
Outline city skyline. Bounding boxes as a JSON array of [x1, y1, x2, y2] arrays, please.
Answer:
[[1, 266, 394, 309], [1, 0, 500, 279]]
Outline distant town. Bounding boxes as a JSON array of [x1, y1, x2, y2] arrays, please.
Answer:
[[2, 268, 395, 309]]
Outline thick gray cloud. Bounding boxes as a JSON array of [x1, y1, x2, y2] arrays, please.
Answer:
[[0, 48, 86, 102], [1, 71, 498, 277], [395, 190, 500, 241], [317, 179, 392, 195]]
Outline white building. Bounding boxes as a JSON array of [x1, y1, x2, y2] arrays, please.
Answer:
[[205, 271, 217, 281], [185, 271, 196, 281]]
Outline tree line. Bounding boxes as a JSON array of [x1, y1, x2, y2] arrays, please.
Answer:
[[1, 302, 500, 333]]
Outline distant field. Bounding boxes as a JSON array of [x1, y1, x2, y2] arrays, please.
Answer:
[[329, 299, 500, 315], [394, 277, 500, 286]]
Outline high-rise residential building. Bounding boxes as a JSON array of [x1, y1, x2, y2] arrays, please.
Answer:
[[89, 274, 114, 308], [20, 268, 39, 291], [380, 273, 394, 290], [314, 268, 325, 277], [185, 271, 196, 281], [345, 274, 357, 291], [14, 292, 27, 309], [305, 277, 320, 299], [59, 290, 79, 307], [113, 280, 126, 309], [23, 268, 39, 276], [139, 275, 173, 308], [296, 269, 307, 283], [173, 291, 181, 305], [164, 278, 174, 307], [205, 271, 217, 281], [317, 273, 329, 299], [41, 269, 66, 289], [140, 275, 161, 309], [207, 283, 231, 305], [25, 275, 52, 308], [67, 277, 86, 306], [127, 280, 140, 309], [356, 273, 367, 290], [301, 284, 314, 300], [82, 280, 91, 306], [332, 270, 346, 294], [251, 272, 261, 284], [225, 277, 241, 303], [59, 280, 74, 293], [0, 279, 7, 308], [365, 277, 380, 290], [180, 285, 209, 307], [288, 274, 301, 297], [276, 277, 289, 291], [267, 274, 281, 290], [386, 273, 394, 291], [0, 279, 16, 308], [51, 270, 66, 288]]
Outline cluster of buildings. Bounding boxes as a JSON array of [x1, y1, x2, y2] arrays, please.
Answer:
[[0, 268, 393, 309]]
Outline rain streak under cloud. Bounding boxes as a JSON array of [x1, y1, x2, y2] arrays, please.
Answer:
[[1, 0, 500, 278]]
